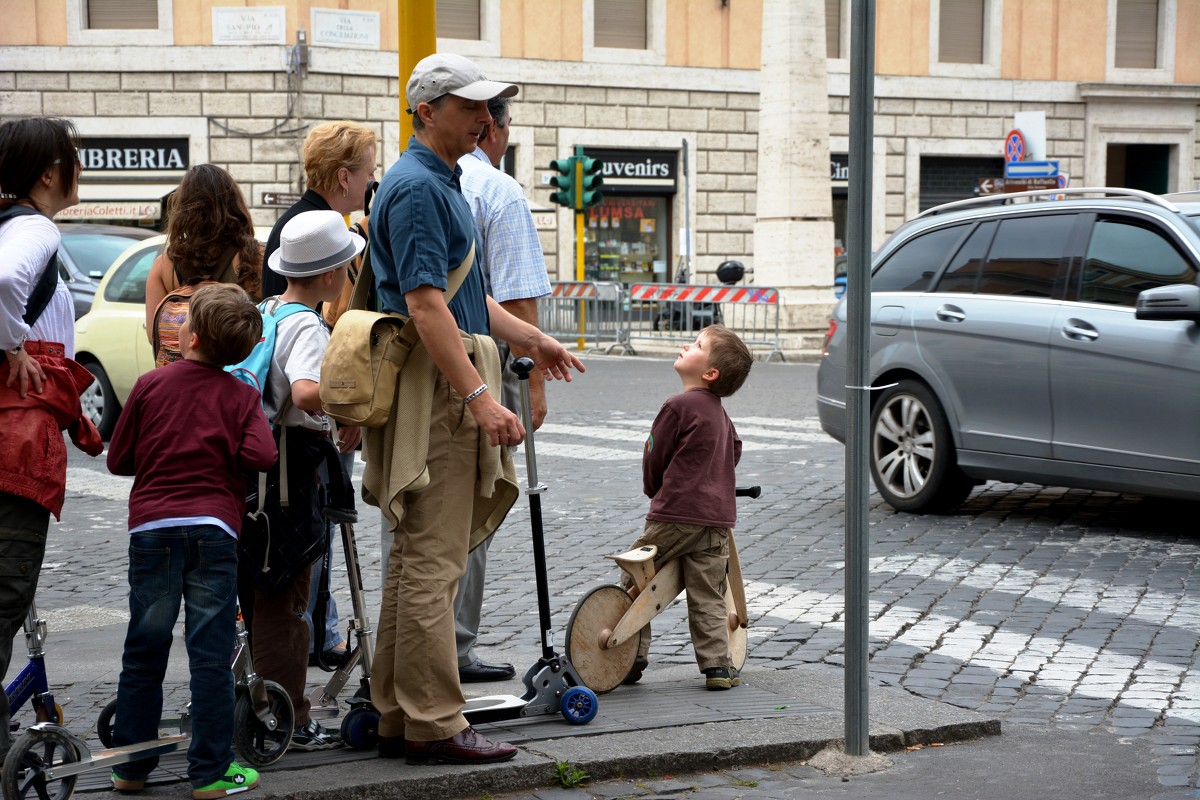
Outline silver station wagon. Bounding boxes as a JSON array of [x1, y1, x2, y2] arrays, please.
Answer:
[[817, 188, 1200, 512]]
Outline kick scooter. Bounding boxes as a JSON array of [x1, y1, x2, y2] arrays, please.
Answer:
[[4, 602, 63, 738], [460, 357, 599, 726], [564, 486, 760, 694], [5, 613, 293, 800], [305, 505, 382, 750]]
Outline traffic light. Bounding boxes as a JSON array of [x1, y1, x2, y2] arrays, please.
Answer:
[[579, 155, 604, 209], [549, 156, 577, 209]]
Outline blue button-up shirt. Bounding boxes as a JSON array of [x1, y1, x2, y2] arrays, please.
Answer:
[[371, 137, 489, 334]]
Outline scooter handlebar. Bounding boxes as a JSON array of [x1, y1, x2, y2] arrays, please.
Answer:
[[511, 356, 536, 381], [735, 486, 761, 499]]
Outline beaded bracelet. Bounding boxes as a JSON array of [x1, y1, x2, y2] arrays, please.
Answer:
[[464, 383, 488, 404]]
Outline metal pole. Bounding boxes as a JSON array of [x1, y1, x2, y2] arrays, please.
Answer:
[[575, 146, 587, 349], [397, 0, 437, 150], [844, 0, 875, 757]]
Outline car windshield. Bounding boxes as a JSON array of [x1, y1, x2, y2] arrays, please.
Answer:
[[60, 233, 146, 277]]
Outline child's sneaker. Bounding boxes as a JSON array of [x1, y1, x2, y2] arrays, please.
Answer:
[[290, 719, 341, 751], [111, 771, 145, 792], [703, 666, 742, 690], [192, 762, 258, 799]]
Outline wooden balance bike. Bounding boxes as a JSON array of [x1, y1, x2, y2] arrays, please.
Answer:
[[564, 486, 760, 694]]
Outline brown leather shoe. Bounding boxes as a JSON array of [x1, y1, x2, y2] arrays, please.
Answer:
[[405, 726, 517, 765]]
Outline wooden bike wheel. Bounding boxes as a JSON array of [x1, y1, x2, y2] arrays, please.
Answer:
[[565, 585, 640, 694]]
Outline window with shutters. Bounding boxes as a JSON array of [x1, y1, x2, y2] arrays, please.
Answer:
[[435, 0, 499, 57], [1108, 0, 1175, 80], [69, 0, 171, 45], [928, 0, 999, 77], [437, 0, 480, 41], [584, 0, 665, 66], [87, 0, 156, 29], [826, 0, 846, 61], [595, 0, 646, 49]]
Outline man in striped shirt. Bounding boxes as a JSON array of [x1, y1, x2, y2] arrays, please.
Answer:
[[454, 93, 552, 684]]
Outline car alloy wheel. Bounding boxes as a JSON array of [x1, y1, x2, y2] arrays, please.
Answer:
[[869, 379, 973, 513]]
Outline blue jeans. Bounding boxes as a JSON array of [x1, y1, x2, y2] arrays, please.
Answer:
[[113, 525, 238, 788]]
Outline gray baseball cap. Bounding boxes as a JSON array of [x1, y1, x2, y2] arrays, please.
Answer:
[[405, 53, 518, 113]]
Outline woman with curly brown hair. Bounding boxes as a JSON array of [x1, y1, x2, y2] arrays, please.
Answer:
[[145, 163, 262, 367]]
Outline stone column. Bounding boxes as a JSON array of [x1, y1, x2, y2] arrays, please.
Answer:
[[753, 0, 836, 346]]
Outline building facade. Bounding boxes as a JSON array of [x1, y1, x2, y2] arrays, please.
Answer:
[[2, 0, 1198, 346]]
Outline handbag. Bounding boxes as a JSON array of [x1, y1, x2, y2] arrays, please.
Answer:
[[320, 241, 474, 428]]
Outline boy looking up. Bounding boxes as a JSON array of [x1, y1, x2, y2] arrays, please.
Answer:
[[629, 324, 753, 690], [107, 283, 275, 798]]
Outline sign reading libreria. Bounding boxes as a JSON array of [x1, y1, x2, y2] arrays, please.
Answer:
[[78, 137, 189, 172]]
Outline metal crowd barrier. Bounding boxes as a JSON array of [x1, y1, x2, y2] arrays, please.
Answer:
[[537, 281, 632, 354], [624, 282, 784, 362]]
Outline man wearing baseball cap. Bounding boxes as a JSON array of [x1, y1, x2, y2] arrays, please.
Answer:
[[366, 54, 585, 765]]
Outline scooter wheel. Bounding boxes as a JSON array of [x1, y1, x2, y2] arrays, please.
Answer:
[[2, 727, 80, 800], [339, 706, 379, 750], [96, 698, 117, 748], [233, 680, 294, 767], [560, 686, 599, 725]]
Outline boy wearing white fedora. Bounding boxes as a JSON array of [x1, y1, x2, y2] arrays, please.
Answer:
[[242, 209, 363, 752]]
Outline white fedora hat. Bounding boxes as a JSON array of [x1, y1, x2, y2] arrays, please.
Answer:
[[268, 210, 365, 277]]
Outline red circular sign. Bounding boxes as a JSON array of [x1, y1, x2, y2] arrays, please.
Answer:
[[1005, 130, 1026, 163]]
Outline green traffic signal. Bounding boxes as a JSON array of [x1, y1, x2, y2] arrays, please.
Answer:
[[579, 156, 604, 209], [548, 156, 576, 208]]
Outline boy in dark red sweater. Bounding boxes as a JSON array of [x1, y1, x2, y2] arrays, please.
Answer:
[[107, 283, 276, 799], [626, 324, 752, 690]]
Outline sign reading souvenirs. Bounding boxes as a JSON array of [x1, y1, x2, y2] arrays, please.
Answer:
[[584, 148, 676, 194], [78, 137, 189, 172]]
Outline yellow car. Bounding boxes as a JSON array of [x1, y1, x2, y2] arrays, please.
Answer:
[[75, 230, 269, 438]]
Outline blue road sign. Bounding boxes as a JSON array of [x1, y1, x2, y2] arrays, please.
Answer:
[[1005, 159, 1059, 178]]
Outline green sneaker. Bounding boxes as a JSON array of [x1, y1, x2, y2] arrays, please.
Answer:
[[111, 771, 145, 792], [192, 762, 259, 799]]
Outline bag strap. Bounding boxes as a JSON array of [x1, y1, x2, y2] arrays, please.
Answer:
[[0, 205, 61, 327], [349, 239, 475, 313], [175, 243, 240, 287]]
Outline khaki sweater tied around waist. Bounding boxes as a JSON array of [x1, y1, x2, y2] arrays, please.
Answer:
[[362, 330, 518, 552]]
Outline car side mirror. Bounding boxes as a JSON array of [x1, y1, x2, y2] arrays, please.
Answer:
[[1135, 283, 1200, 323]]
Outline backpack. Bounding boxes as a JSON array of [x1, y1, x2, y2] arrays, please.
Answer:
[[151, 246, 239, 368], [225, 298, 320, 416]]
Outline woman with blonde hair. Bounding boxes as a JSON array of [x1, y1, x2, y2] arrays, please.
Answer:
[[261, 121, 378, 301], [145, 163, 262, 366]]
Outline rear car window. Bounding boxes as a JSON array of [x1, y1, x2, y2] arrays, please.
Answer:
[[104, 246, 160, 305], [1080, 217, 1198, 307], [976, 214, 1073, 298], [935, 221, 996, 294], [871, 224, 967, 293]]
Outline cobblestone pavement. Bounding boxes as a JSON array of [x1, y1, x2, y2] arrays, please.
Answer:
[[22, 356, 1200, 795]]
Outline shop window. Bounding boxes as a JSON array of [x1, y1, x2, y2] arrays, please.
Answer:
[[438, 0, 481, 40], [595, 0, 647, 49], [1114, 0, 1159, 68], [87, 0, 157, 29], [584, 196, 669, 284]]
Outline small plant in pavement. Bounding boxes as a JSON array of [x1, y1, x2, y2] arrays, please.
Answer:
[[554, 759, 590, 788]]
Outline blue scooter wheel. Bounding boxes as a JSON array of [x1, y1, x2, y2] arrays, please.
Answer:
[[340, 705, 379, 750], [560, 686, 598, 725]]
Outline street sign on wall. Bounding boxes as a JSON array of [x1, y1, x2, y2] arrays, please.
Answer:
[[978, 176, 1062, 194], [1004, 160, 1059, 178]]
